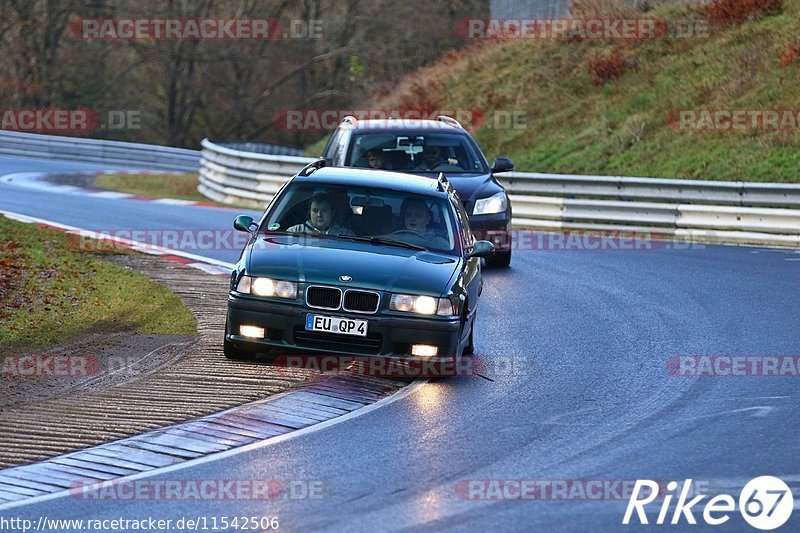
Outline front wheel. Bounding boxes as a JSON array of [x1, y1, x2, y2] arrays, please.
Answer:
[[463, 318, 475, 355], [486, 250, 511, 268]]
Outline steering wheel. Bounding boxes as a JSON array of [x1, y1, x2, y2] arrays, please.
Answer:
[[391, 229, 427, 239], [430, 162, 461, 171]]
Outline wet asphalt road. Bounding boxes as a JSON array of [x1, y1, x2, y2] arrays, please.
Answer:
[[1, 155, 798, 532]]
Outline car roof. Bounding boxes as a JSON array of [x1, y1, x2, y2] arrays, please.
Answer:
[[293, 166, 449, 197], [350, 118, 466, 135]]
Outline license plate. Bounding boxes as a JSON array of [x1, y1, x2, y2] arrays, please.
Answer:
[[305, 314, 368, 337]]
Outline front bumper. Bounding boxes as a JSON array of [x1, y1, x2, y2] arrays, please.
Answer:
[[469, 211, 511, 253], [226, 294, 463, 363]]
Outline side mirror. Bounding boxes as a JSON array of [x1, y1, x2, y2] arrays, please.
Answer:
[[491, 157, 514, 174], [466, 240, 495, 259], [233, 215, 256, 233]]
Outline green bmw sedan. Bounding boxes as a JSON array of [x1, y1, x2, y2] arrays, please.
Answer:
[[224, 161, 494, 367]]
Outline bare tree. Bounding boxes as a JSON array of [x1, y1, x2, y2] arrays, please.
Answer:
[[3, 0, 83, 106], [0, 0, 489, 147]]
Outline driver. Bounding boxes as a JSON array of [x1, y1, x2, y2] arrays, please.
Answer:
[[414, 146, 458, 171], [288, 193, 353, 235], [392, 197, 450, 249]]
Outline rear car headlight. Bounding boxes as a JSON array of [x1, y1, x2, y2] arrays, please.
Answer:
[[236, 276, 297, 299], [390, 294, 457, 316], [473, 192, 508, 215]]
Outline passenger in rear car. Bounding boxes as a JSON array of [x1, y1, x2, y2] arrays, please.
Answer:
[[366, 149, 390, 170]]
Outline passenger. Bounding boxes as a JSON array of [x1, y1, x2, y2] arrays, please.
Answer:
[[288, 193, 353, 235], [391, 197, 450, 250], [366, 149, 388, 169]]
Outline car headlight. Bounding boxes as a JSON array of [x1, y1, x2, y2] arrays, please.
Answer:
[[236, 275, 297, 299], [390, 294, 457, 316], [473, 192, 507, 215]]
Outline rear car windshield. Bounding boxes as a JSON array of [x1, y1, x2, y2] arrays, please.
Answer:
[[345, 132, 488, 174], [262, 182, 461, 254]]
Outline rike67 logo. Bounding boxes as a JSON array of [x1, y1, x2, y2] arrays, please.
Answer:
[[623, 477, 794, 530]]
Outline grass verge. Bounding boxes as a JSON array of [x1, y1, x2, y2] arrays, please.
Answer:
[[94, 172, 257, 208], [0, 215, 196, 353], [371, 1, 800, 182], [94, 172, 213, 202]]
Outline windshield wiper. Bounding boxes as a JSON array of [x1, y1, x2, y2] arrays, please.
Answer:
[[330, 234, 427, 251], [281, 232, 427, 251], [363, 236, 426, 250]]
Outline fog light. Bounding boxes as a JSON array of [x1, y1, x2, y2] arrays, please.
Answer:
[[240, 325, 265, 338], [411, 344, 438, 357]]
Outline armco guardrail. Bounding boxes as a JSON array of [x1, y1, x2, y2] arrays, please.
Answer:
[[505, 172, 800, 246], [0, 130, 200, 172], [196, 138, 800, 247], [199, 138, 313, 207]]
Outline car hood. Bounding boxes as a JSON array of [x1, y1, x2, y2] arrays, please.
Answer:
[[415, 171, 502, 203], [245, 235, 460, 295]]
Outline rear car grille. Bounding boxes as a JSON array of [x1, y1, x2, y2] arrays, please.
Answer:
[[293, 327, 383, 355], [306, 286, 341, 310], [343, 290, 380, 314]]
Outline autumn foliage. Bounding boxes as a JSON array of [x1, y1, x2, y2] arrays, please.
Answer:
[[778, 39, 800, 68], [588, 49, 626, 86], [706, 0, 783, 25]]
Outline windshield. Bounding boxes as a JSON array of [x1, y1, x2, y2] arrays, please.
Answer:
[[261, 182, 460, 254], [345, 132, 488, 174]]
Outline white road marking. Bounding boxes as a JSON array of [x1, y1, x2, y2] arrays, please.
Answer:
[[0, 210, 235, 270], [89, 191, 133, 199], [153, 198, 196, 206], [689, 406, 774, 420]]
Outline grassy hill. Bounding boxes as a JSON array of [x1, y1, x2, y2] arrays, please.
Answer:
[[370, 0, 800, 182]]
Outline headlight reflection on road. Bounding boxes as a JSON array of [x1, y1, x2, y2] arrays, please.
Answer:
[[412, 487, 447, 525], [411, 383, 443, 411]]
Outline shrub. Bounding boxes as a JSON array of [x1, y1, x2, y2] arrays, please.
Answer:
[[706, 0, 783, 25], [397, 78, 445, 116], [779, 39, 800, 68], [589, 49, 626, 85]]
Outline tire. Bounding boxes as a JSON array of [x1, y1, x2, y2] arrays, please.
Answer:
[[223, 337, 256, 360], [486, 250, 511, 268], [463, 319, 475, 355]]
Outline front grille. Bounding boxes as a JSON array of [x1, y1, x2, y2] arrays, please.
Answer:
[[306, 286, 341, 310], [343, 290, 380, 314], [293, 327, 383, 355]]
